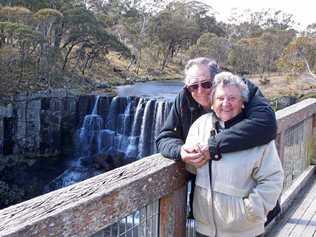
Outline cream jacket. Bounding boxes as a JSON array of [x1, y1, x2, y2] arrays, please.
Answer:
[[185, 113, 284, 237]]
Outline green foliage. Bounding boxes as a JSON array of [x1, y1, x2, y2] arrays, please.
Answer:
[[0, 0, 69, 11], [63, 6, 130, 56], [0, 6, 32, 22], [0, 21, 43, 41], [33, 8, 63, 20], [277, 37, 316, 74]]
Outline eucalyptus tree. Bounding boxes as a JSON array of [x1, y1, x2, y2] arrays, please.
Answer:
[[87, 0, 174, 74], [277, 36, 316, 75], [61, 6, 130, 75], [224, 8, 296, 40], [32, 8, 63, 82], [0, 22, 43, 90], [228, 39, 258, 74], [147, 1, 214, 71], [256, 30, 295, 74], [0, 5, 32, 24], [188, 32, 230, 66], [250, 9, 296, 31], [4, 0, 88, 10], [305, 23, 316, 37], [0, 6, 43, 86]]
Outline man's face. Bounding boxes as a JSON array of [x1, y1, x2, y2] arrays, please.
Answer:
[[185, 64, 212, 109]]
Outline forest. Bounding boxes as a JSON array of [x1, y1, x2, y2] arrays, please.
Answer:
[[0, 0, 316, 96]]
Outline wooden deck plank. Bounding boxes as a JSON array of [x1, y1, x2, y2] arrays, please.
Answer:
[[299, 188, 316, 237], [300, 211, 316, 237], [266, 192, 312, 236], [266, 177, 316, 237], [288, 180, 316, 236], [289, 196, 316, 236]]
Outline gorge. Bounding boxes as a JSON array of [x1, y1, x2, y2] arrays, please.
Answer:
[[0, 82, 298, 209]]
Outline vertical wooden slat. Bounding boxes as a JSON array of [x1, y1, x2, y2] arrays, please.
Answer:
[[159, 185, 187, 237], [276, 131, 285, 166], [312, 114, 316, 165]]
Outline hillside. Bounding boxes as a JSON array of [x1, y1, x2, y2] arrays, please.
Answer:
[[2, 54, 316, 101], [249, 73, 316, 100]]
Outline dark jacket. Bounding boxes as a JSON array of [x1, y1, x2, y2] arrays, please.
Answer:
[[156, 78, 277, 160]]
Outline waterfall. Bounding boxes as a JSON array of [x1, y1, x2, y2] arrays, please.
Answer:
[[138, 99, 156, 158], [47, 95, 172, 190], [91, 96, 100, 114]]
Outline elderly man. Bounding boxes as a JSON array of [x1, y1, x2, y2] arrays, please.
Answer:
[[156, 57, 279, 223]]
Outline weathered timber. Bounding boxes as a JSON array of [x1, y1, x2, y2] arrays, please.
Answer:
[[276, 98, 316, 172], [266, 174, 316, 237], [159, 185, 187, 237], [276, 98, 316, 134], [0, 154, 188, 237]]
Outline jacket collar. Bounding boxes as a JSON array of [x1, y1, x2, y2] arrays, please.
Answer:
[[215, 111, 246, 130], [224, 111, 246, 128]]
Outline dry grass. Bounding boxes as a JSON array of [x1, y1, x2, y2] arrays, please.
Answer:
[[248, 73, 316, 100]]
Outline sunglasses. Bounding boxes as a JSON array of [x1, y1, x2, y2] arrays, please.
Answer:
[[186, 80, 212, 92]]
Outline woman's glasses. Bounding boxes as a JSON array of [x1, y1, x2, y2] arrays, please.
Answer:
[[186, 80, 212, 92]]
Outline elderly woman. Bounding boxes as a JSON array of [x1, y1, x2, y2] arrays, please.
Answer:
[[185, 72, 284, 237]]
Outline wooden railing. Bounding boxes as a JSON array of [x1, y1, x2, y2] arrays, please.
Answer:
[[1, 99, 316, 237], [274, 98, 316, 216]]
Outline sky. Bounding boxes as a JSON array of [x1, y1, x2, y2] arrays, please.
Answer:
[[200, 0, 316, 30]]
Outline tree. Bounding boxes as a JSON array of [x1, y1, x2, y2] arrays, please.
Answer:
[[277, 37, 316, 75], [305, 23, 316, 37], [188, 32, 230, 66], [61, 6, 130, 74], [250, 9, 296, 31], [0, 6, 32, 24], [147, 1, 202, 71], [256, 31, 295, 74], [0, 21, 43, 84], [33, 8, 63, 82], [228, 40, 258, 74]]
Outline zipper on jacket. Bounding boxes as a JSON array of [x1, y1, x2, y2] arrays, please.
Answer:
[[209, 128, 218, 237]]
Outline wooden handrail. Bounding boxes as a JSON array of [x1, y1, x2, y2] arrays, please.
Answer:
[[0, 154, 187, 237]]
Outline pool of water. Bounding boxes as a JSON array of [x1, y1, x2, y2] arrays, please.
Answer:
[[116, 80, 184, 100]]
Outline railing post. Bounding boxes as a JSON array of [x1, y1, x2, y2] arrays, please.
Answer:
[[312, 114, 316, 165], [276, 132, 285, 165], [159, 185, 187, 237]]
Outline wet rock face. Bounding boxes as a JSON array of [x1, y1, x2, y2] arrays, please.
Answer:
[[0, 104, 14, 155], [0, 90, 87, 157], [0, 154, 68, 209]]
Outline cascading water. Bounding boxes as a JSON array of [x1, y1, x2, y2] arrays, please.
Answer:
[[47, 95, 173, 190]]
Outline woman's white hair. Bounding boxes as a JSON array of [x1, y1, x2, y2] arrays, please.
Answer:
[[212, 71, 249, 103]]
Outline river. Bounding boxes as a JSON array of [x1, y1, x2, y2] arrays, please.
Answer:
[[115, 80, 184, 100]]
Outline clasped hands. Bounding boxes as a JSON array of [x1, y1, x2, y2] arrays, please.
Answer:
[[180, 143, 210, 169]]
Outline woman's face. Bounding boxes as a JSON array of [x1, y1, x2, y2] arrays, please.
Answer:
[[212, 84, 244, 122]]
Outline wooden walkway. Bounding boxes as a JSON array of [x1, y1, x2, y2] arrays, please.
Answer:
[[266, 175, 316, 237]]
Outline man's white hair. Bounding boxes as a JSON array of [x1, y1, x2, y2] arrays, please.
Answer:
[[184, 57, 220, 84]]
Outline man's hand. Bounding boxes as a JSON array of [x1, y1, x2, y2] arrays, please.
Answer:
[[181, 144, 209, 168]]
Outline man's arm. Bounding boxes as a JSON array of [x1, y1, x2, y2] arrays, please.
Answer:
[[209, 78, 277, 155], [156, 93, 185, 160]]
